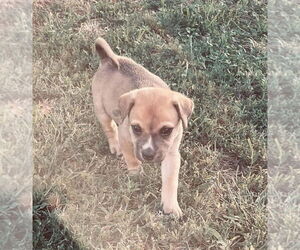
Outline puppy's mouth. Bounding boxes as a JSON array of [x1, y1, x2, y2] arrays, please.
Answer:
[[143, 158, 163, 164], [136, 151, 164, 163]]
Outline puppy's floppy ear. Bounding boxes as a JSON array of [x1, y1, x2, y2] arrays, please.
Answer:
[[173, 92, 194, 129], [118, 90, 136, 123]]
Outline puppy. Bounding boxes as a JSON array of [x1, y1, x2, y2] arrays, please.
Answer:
[[92, 38, 194, 217]]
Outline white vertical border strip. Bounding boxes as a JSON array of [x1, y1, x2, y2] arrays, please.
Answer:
[[0, 0, 32, 249], [268, 0, 300, 248]]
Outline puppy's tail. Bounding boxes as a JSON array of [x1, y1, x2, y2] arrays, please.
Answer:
[[95, 37, 119, 69]]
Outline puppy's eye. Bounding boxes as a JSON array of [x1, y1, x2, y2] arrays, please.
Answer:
[[131, 124, 142, 135], [160, 126, 173, 137]]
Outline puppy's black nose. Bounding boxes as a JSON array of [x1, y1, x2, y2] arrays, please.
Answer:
[[141, 148, 155, 161]]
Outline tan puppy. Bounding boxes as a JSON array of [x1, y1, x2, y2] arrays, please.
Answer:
[[92, 38, 194, 217]]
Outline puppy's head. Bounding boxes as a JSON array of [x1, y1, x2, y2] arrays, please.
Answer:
[[119, 88, 194, 163]]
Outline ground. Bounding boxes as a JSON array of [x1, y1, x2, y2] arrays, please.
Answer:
[[33, 0, 267, 249]]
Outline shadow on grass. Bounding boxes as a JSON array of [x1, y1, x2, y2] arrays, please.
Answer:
[[33, 192, 81, 250]]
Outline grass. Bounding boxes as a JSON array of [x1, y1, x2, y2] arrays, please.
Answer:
[[0, 1, 32, 249], [267, 0, 300, 248], [33, 0, 267, 248]]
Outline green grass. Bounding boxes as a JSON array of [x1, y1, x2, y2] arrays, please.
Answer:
[[33, 0, 267, 248]]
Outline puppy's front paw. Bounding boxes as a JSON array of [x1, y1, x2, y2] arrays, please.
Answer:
[[162, 202, 183, 217], [127, 168, 141, 175], [108, 139, 122, 156]]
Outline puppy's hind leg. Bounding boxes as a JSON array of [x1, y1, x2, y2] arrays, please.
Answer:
[[96, 111, 121, 156]]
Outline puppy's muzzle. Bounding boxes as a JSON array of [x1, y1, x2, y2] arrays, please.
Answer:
[[141, 148, 155, 161]]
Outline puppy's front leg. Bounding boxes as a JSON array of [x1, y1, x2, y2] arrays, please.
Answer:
[[121, 146, 141, 175], [118, 124, 141, 174], [161, 150, 182, 217]]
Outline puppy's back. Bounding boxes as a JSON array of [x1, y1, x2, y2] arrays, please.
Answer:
[[95, 37, 168, 89]]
